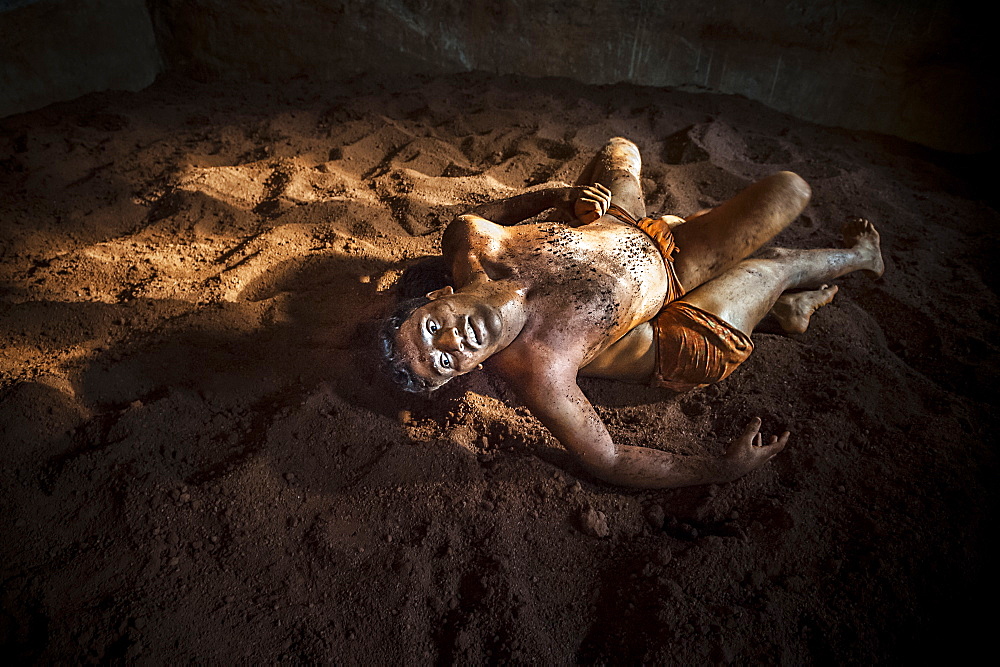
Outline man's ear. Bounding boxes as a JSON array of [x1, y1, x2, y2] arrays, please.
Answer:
[[425, 286, 454, 300]]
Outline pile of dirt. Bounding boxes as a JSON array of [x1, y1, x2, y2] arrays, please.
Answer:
[[1, 71, 997, 663]]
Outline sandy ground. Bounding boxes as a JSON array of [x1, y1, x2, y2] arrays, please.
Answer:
[[1, 71, 998, 664]]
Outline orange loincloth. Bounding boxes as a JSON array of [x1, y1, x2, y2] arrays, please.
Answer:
[[650, 301, 754, 392], [606, 205, 753, 392]]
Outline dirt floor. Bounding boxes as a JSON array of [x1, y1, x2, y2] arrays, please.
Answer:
[[1, 71, 997, 664]]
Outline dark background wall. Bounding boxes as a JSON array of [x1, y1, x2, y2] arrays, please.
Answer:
[[1, 0, 995, 153], [0, 0, 160, 117]]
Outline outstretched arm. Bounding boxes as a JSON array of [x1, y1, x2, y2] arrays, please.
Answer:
[[466, 184, 609, 226], [466, 187, 576, 225], [512, 366, 787, 489]]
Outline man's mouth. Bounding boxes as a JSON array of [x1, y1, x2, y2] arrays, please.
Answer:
[[465, 316, 482, 348]]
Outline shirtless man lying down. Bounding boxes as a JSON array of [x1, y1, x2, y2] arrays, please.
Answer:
[[380, 138, 884, 489]]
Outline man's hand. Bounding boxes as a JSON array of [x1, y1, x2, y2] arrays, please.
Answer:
[[574, 183, 612, 223], [724, 417, 789, 476]]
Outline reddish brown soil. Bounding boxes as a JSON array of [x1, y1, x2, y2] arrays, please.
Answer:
[[1, 72, 997, 663]]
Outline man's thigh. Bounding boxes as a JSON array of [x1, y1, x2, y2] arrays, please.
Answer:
[[671, 171, 810, 291]]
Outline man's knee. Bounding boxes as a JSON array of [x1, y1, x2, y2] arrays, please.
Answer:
[[734, 258, 788, 283], [769, 171, 811, 207], [607, 136, 639, 152], [756, 246, 795, 261], [602, 137, 641, 176]]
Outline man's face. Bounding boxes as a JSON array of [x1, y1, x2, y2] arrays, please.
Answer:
[[394, 287, 503, 390]]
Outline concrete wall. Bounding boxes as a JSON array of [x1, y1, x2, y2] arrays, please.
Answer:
[[2, 0, 994, 153], [0, 0, 161, 118]]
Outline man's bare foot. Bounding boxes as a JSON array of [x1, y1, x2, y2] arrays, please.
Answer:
[[842, 217, 885, 279], [770, 285, 839, 334]]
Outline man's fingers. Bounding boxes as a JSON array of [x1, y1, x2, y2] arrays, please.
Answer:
[[586, 184, 613, 201], [580, 196, 609, 218], [741, 417, 762, 441], [763, 432, 790, 457], [761, 431, 790, 449]]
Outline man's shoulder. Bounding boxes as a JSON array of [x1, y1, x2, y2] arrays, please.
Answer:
[[489, 333, 583, 382], [443, 214, 500, 253], [452, 213, 501, 234]]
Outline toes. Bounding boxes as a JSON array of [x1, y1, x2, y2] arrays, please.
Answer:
[[842, 216, 878, 237]]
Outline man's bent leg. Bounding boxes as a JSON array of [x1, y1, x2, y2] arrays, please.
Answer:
[[580, 137, 647, 221], [682, 218, 883, 335], [671, 171, 811, 292]]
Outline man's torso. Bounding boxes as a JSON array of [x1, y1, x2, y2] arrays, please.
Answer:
[[443, 215, 669, 368]]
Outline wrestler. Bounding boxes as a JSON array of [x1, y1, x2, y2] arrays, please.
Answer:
[[380, 138, 883, 489]]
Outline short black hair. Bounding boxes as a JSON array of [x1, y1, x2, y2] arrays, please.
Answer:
[[379, 295, 437, 393]]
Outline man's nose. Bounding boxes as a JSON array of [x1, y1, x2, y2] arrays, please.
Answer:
[[438, 327, 463, 352]]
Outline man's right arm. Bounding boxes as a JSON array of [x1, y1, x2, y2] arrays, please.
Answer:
[[465, 186, 584, 226], [507, 362, 787, 489]]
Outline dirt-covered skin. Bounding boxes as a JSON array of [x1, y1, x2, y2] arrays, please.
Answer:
[[396, 149, 890, 489], [770, 285, 839, 334], [0, 72, 996, 663]]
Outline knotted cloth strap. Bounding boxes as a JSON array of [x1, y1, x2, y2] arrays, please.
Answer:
[[605, 204, 680, 262], [605, 204, 684, 302]]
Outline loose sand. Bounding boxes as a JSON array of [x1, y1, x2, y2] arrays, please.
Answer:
[[1, 71, 997, 663]]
